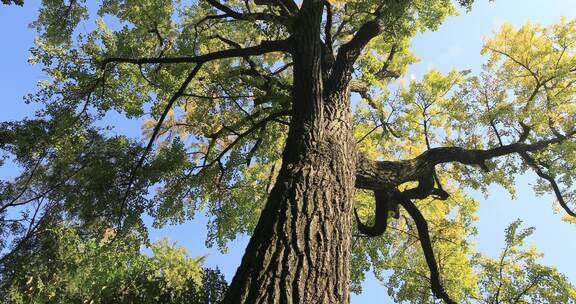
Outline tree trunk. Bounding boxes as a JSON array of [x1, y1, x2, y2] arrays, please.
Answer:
[[222, 2, 356, 303]]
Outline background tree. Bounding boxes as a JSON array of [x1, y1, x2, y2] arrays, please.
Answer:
[[2, 225, 228, 303], [1, 1, 575, 303], [472, 220, 576, 304]]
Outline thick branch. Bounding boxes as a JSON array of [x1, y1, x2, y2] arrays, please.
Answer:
[[327, 2, 405, 93], [400, 199, 457, 304], [101, 39, 290, 68], [323, 0, 333, 51], [356, 132, 575, 190], [398, 173, 450, 201], [355, 169, 449, 237], [327, 19, 382, 92], [354, 190, 393, 237]]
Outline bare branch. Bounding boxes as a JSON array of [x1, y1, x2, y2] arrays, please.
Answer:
[[206, 0, 293, 24], [199, 110, 292, 171], [101, 39, 291, 68], [254, 0, 299, 15], [400, 198, 457, 304], [1, 162, 87, 213], [117, 64, 203, 228], [519, 151, 576, 217]]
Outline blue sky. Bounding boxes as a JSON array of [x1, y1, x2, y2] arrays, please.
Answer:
[[1, 1, 576, 303]]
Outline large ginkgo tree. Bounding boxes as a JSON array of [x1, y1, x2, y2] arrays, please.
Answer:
[[1, 0, 576, 303]]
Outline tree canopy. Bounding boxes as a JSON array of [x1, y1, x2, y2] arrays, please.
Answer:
[[1, 0, 575, 303]]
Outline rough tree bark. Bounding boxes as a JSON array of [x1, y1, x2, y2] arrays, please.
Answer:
[[223, 2, 357, 303]]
